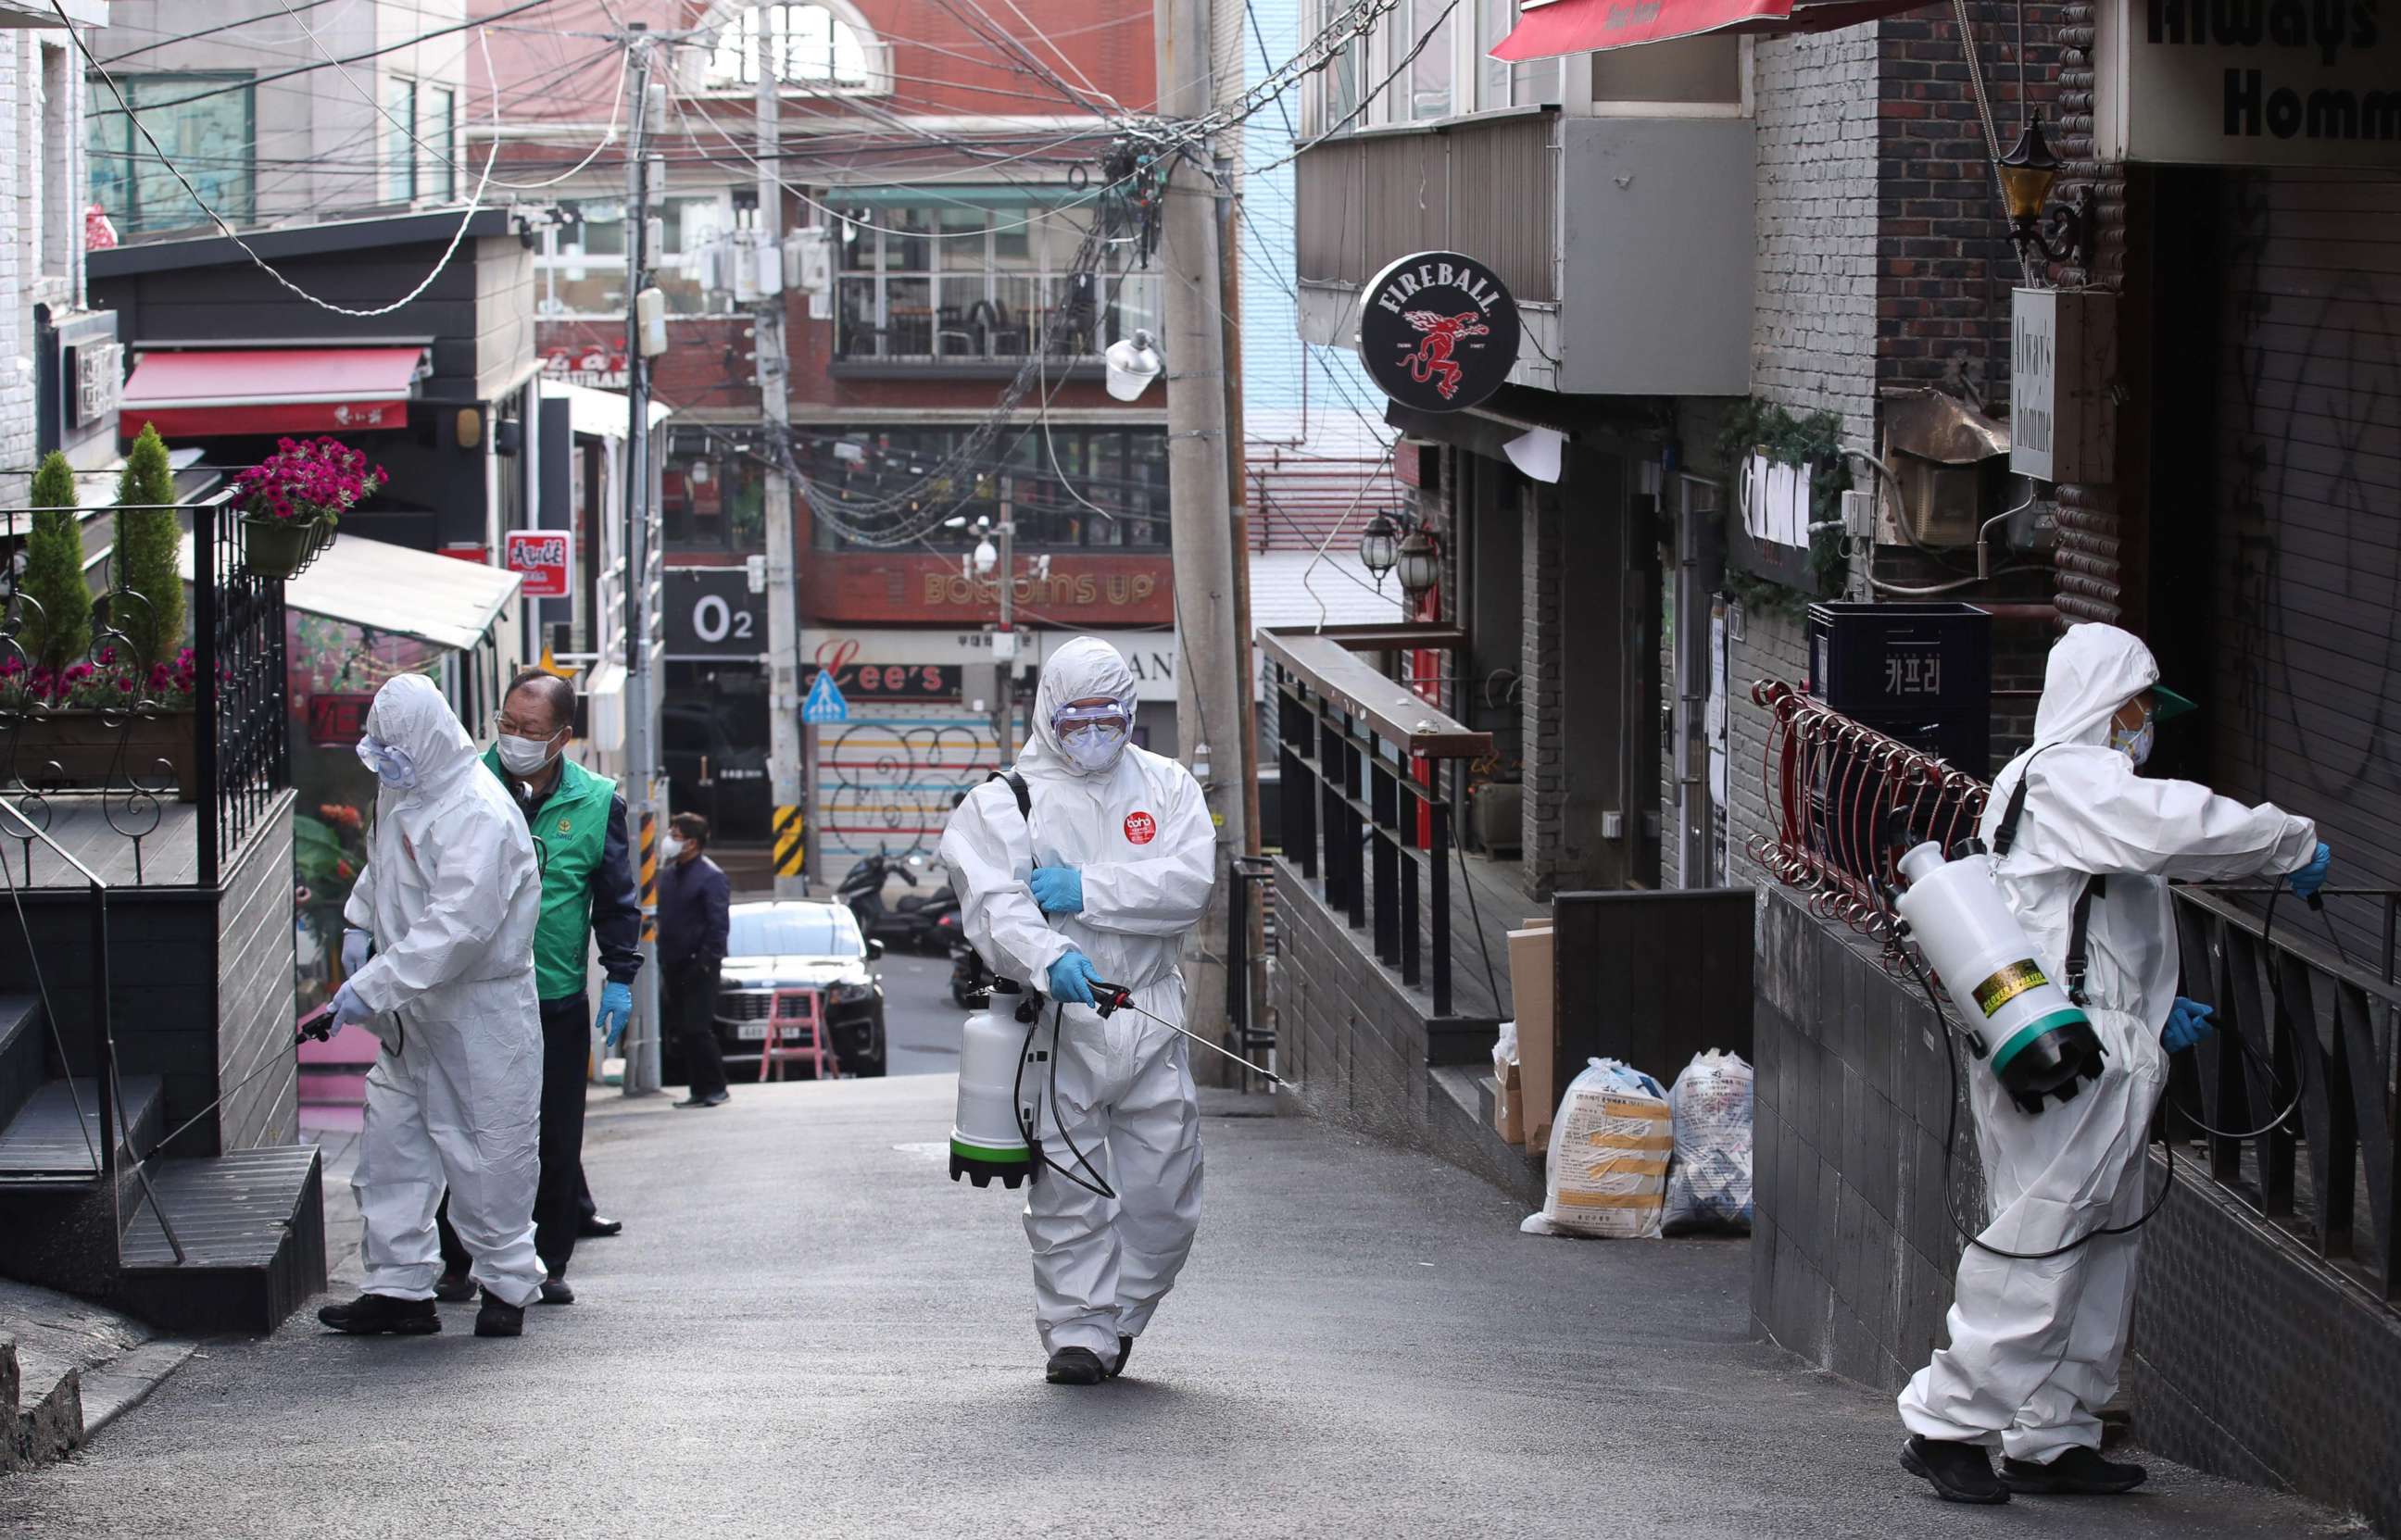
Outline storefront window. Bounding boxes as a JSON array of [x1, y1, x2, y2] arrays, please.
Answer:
[[88, 73, 256, 236], [538, 193, 730, 318], [662, 429, 771, 552], [797, 424, 1169, 550], [286, 617, 446, 1010], [830, 198, 1159, 363]]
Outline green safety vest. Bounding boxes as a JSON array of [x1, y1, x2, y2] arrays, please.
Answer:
[[483, 746, 617, 1001]]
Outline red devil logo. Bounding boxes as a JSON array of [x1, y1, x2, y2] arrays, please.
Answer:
[[1400, 310, 1491, 400]]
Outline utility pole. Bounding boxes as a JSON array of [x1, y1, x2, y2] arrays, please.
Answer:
[[1155, 0, 1247, 1060], [755, 4, 804, 897], [622, 27, 664, 1096], [992, 489, 1014, 762]]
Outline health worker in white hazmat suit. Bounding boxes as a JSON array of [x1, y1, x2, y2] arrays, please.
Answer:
[[1898, 623, 2329, 1503], [940, 636, 1217, 1386], [318, 673, 549, 1340]]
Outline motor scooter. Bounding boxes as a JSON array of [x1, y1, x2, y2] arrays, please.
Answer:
[[838, 850, 956, 953]]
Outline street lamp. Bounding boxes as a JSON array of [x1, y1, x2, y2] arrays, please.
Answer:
[[1395, 528, 1439, 607], [1358, 511, 1400, 584], [1997, 113, 2092, 269], [1104, 329, 1163, 402]]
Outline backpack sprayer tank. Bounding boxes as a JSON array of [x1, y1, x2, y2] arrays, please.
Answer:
[[1894, 841, 2106, 1115], [949, 981, 1045, 1188]]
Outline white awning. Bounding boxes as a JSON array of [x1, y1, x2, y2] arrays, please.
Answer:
[[181, 531, 522, 653], [558, 382, 673, 441]]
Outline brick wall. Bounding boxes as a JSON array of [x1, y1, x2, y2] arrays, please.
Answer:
[[1752, 31, 1881, 450], [1519, 494, 1563, 891], [1876, 7, 2064, 403], [0, 38, 33, 506]]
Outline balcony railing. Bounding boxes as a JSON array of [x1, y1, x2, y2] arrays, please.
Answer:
[[832, 272, 1161, 368], [1, 493, 291, 889], [1754, 680, 2401, 1311], [1295, 110, 1559, 303], [1265, 624, 1492, 1020]]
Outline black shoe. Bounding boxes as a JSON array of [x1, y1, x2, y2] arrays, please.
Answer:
[[579, 1214, 623, 1239], [433, 1271, 476, 1304], [1902, 1436, 2009, 1505], [2002, 1447, 2148, 1495], [1045, 1346, 1108, 1385], [538, 1275, 575, 1306], [318, 1293, 440, 1336], [474, 1290, 526, 1338], [674, 1091, 730, 1108], [1108, 1334, 1133, 1380]]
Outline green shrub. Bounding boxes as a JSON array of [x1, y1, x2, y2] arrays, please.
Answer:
[[19, 452, 93, 671], [113, 422, 185, 670]]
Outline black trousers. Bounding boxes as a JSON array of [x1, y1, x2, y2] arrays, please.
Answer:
[[439, 993, 596, 1278], [668, 958, 728, 1099]]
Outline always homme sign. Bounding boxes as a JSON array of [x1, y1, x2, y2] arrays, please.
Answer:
[[2098, 0, 2401, 167], [1358, 251, 1520, 413]]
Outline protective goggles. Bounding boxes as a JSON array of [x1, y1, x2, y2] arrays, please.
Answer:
[[1051, 699, 1132, 735]]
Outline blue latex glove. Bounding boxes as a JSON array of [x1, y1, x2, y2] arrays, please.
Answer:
[[1047, 948, 1100, 1007], [340, 929, 371, 977], [2288, 842, 2332, 900], [330, 980, 373, 1027], [596, 981, 633, 1050], [2162, 996, 2216, 1054], [1028, 865, 1085, 915]]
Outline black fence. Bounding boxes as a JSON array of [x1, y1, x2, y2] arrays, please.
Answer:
[[0, 492, 288, 888]]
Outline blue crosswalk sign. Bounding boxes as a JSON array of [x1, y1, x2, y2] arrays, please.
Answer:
[[801, 669, 849, 724]]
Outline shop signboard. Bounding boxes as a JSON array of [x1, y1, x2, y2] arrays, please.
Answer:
[[667, 567, 767, 659], [2009, 289, 2116, 484], [801, 653, 963, 705], [542, 344, 629, 388], [504, 530, 572, 598], [1358, 251, 1520, 413], [2097, 0, 2401, 168], [308, 693, 375, 746]]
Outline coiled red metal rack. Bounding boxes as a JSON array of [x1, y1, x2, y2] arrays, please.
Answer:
[[1749, 680, 1991, 963]]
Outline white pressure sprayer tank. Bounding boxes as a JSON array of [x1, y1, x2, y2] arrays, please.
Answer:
[[949, 982, 1043, 1188], [1893, 840, 2106, 1114]]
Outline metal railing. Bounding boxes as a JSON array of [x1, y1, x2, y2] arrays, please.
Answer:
[[0, 492, 288, 888], [1266, 626, 1492, 1020], [1753, 679, 2400, 1311]]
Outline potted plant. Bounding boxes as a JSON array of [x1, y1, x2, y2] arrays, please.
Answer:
[[0, 645, 204, 800], [13, 451, 94, 672], [233, 436, 386, 580], [112, 422, 187, 671]]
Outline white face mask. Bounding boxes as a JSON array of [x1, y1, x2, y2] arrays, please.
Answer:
[[2108, 716, 2155, 768], [356, 735, 418, 790], [496, 731, 562, 776], [1061, 721, 1128, 773], [661, 834, 686, 862]]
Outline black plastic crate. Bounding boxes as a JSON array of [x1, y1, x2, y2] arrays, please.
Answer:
[[1806, 601, 1992, 718]]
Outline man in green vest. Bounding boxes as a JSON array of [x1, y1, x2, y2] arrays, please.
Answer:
[[426, 670, 642, 1305]]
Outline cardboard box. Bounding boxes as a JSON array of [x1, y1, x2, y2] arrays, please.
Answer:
[[1508, 924, 1557, 1152], [1493, 1055, 1525, 1146]]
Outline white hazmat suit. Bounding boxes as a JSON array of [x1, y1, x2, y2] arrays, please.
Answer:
[[343, 673, 548, 1308], [940, 637, 1217, 1362], [1898, 623, 2317, 1463]]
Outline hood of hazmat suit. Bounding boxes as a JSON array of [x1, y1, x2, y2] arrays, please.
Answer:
[[340, 672, 547, 1307], [1899, 621, 2318, 1464], [937, 636, 1217, 1363]]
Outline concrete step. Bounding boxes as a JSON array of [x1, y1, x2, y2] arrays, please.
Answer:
[[119, 1145, 328, 1336], [0, 1075, 164, 1188]]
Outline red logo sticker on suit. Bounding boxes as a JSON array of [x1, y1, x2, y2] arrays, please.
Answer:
[[1124, 811, 1156, 845]]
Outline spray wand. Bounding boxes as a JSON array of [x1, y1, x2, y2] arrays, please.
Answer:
[[1085, 979, 1289, 1088]]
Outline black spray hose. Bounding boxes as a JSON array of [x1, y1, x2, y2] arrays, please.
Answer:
[[1008, 995, 1115, 1200]]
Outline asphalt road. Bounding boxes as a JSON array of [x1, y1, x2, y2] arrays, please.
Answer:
[[0, 1076, 2358, 1540], [876, 946, 968, 1078]]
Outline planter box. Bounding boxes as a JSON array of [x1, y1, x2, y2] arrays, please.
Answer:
[[3, 707, 198, 802]]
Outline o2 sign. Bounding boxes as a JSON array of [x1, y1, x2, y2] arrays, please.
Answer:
[[667, 569, 767, 658]]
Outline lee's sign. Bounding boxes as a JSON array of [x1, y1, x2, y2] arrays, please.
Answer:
[[504, 530, 572, 598], [2097, 0, 2401, 167]]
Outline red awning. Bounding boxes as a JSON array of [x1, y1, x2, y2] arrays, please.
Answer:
[[120, 346, 426, 438], [1491, 0, 1928, 58]]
